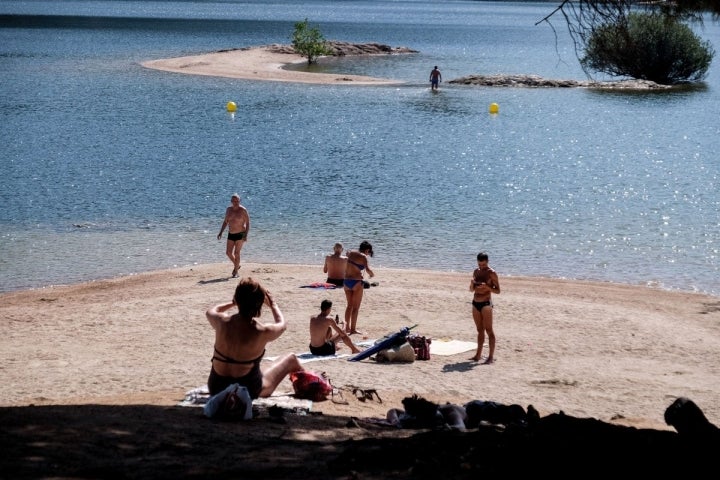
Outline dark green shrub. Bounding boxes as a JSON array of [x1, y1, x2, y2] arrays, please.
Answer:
[[291, 18, 331, 65], [580, 12, 714, 84]]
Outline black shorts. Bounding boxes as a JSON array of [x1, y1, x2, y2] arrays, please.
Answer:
[[309, 342, 336, 356], [228, 231, 246, 241]]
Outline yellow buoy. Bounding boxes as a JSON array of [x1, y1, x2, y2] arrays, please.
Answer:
[[226, 101, 237, 112], [489, 102, 499, 114]]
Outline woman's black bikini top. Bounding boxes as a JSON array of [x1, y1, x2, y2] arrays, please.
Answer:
[[212, 347, 265, 365]]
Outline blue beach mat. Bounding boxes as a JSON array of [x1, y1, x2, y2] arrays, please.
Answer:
[[349, 325, 416, 362]]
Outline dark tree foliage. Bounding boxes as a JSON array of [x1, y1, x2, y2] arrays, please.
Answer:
[[580, 12, 714, 84], [658, 0, 720, 20], [539, 1, 718, 82]]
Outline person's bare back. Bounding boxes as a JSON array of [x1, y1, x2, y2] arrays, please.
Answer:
[[309, 300, 360, 354], [323, 242, 347, 286], [309, 313, 336, 347]]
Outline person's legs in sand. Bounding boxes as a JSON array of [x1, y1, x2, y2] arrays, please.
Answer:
[[258, 353, 303, 398], [344, 281, 365, 335], [470, 303, 495, 363]]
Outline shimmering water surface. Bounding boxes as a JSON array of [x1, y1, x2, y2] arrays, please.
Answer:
[[1, 0, 719, 295]]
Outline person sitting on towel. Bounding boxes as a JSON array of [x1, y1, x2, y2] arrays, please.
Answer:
[[309, 299, 361, 355], [206, 277, 304, 399]]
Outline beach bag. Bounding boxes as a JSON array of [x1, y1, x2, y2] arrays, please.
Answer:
[[375, 341, 416, 363], [203, 383, 253, 420], [290, 370, 333, 401], [407, 334, 431, 360]]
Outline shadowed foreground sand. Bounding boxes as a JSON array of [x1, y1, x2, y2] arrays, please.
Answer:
[[2, 263, 719, 477]]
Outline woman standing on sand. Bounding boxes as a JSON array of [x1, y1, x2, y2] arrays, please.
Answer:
[[469, 252, 500, 364], [343, 241, 375, 335], [206, 277, 303, 398]]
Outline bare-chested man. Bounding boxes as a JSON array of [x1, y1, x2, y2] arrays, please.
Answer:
[[309, 300, 361, 355], [217, 193, 250, 278], [429, 65, 442, 90], [323, 242, 347, 287]]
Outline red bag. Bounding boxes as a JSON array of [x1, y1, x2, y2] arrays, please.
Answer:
[[290, 370, 333, 401], [407, 334, 431, 360]]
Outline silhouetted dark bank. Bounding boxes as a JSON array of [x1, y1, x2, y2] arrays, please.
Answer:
[[2, 397, 718, 479]]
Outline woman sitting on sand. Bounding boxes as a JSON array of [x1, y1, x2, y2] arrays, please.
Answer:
[[343, 240, 375, 335], [206, 277, 304, 398]]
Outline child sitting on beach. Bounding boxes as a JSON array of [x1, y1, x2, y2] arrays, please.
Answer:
[[309, 299, 361, 355]]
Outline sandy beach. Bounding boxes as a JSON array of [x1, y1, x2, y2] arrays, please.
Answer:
[[4, 48, 719, 477], [2, 262, 719, 420], [141, 45, 405, 85], [2, 262, 719, 476]]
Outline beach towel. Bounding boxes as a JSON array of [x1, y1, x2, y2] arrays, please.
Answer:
[[264, 340, 375, 364], [300, 282, 337, 289], [429, 339, 478, 356], [264, 352, 351, 364], [178, 385, 313, 413]]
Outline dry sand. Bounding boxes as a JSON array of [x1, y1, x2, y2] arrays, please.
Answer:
[[141, 45, 404, 85], [3, 262, 719, 477], [2, 262, 719, 425]]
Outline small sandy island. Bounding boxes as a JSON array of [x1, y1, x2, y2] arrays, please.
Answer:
[[141, 42, 415, 85], [142, 41, 670, 89]]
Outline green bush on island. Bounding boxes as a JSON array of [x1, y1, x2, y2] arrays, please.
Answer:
[[291, 18, 332, 65]]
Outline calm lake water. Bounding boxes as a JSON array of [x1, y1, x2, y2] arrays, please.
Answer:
[[1, 0, 719, 295]]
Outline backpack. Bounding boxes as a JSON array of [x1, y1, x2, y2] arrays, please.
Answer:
[[407, 334, 432, 360]]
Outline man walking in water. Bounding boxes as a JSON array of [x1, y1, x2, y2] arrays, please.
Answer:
[[217, 193, 250, 278], [429, 65, 442, 90]]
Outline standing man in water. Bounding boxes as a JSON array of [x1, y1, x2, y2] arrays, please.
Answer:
[[429, 65, 442, 91], [217, 193, 250, 278]]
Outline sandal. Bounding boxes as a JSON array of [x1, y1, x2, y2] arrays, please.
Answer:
[[352, 387, 383, 404]]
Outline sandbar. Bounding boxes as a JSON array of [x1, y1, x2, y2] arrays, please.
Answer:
[[141, 45, 404, 85]]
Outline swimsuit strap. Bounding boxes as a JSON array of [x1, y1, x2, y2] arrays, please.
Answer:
[[348, 259, 365, 270], [212, 347, 265, 365]]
